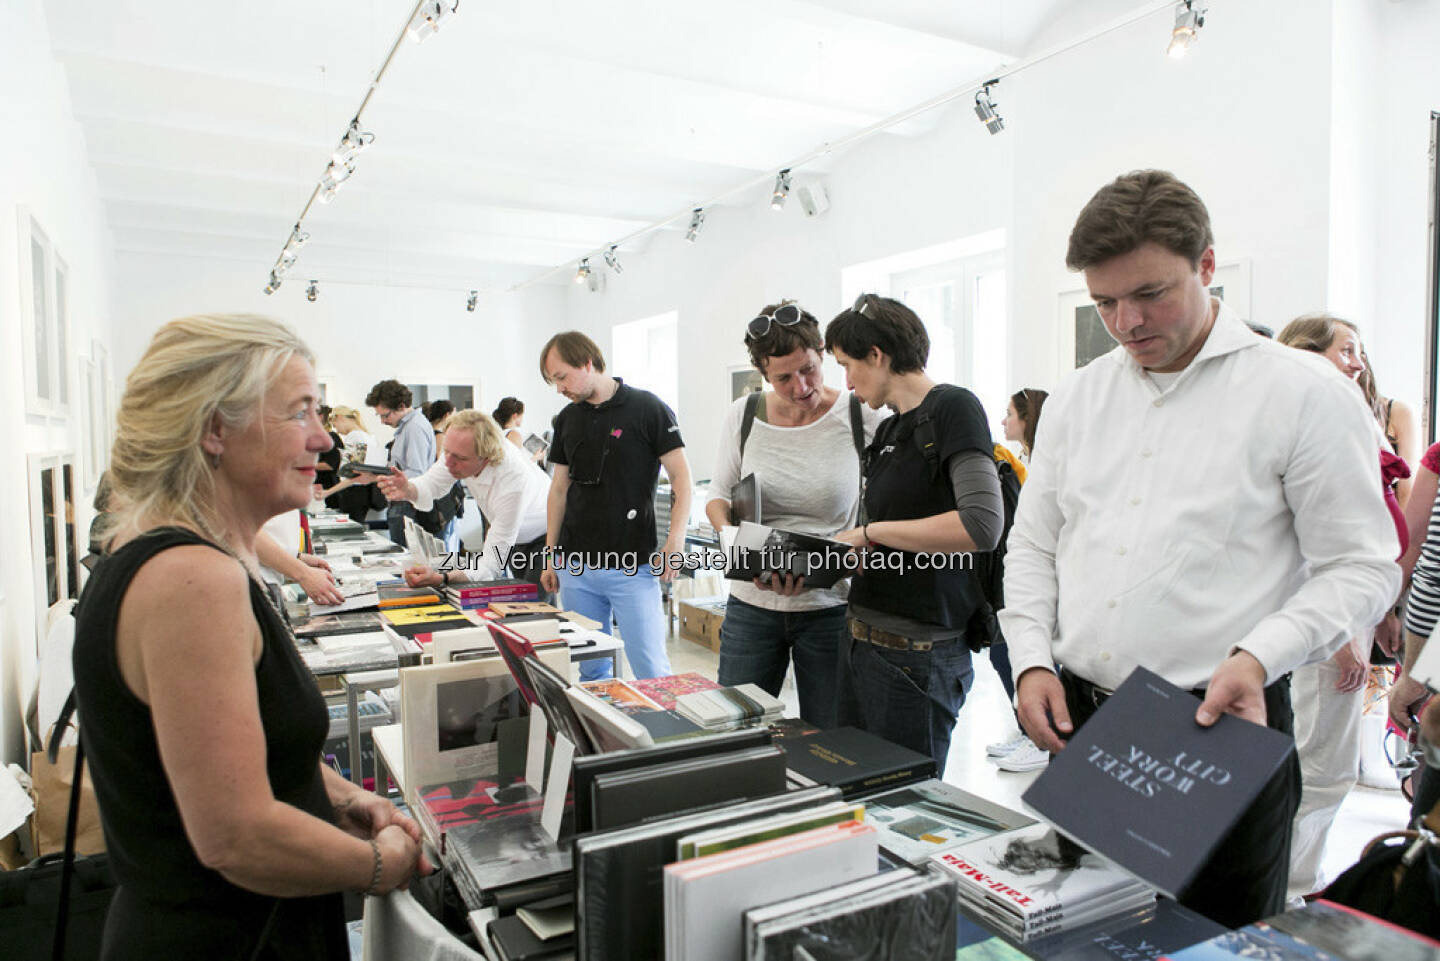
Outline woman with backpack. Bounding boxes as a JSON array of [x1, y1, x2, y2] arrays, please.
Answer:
[[704, 301, 885, 728], [826, 293, 1003, 775]]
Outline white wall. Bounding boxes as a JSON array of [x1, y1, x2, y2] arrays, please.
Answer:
[[1373, 0, 1440, 431], [111, 254, 571, 447], [0, 0, 117, 765]]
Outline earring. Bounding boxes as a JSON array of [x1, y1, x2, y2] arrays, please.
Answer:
[[209, 451, 220, 468]]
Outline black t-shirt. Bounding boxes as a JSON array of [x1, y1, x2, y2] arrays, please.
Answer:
[[851, 384, 992, 628], [550, 379, 685, 566]]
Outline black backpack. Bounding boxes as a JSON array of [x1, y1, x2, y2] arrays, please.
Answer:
[[909, 399, 1021, 650]]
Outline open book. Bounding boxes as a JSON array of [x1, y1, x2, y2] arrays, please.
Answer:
[[725, 520, 856, 590]]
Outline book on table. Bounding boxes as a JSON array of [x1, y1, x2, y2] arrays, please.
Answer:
[[725, 520, 856, 590], [1161, 899, 1440, 961], [663, 819, 879, 961], [1022, 666, 1297, 900], [572, 786, 839, 961], [861, 777, 1036, 866], [777, 725, 936, 798], [586, 743, 789, 832], [955, 897, 1226, 961], [290, 610, 385, 638], [626, 672, 721, 711], [931, 822, 1155, 942], [674, 683, 784, 731], [746, 864, 958, 961]]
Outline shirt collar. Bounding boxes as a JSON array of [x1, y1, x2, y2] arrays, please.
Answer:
[[395, 408, 421, 429], [1119, 297, 1259, 385], [589, 377, 628, 410]]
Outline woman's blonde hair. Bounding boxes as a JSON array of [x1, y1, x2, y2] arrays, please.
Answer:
[[1278, 313, 1385, 425], [106, 314, 315, 548], [445, 409, 508, 466], [329, 404, 367, 432]]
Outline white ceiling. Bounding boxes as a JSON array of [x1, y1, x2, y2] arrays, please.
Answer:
[[44, 0, 1069, 293]]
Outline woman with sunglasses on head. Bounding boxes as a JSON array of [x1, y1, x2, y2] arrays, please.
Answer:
[[824, 294, 1003, 776], [705, 301, 886, 727]]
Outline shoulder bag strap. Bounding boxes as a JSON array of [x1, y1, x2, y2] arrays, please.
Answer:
[[849, 393, 868, 527], [52, 724, 84, 961]]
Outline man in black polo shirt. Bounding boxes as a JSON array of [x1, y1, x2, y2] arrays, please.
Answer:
[[539, 331, 692, 680]]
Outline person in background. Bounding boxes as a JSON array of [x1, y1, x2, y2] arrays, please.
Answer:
[[704, 301, 884, 728], [314, 404, 345, 497], [1002, 170, 1398, 927], [825, 293, 1003, 776], [1393, 440, 1440, 812], [328, 406, 378, 465], [1277, 313, 1410, 901], [986, 387, 1051, 773], [423, 399, 455, 449], [364, 379, 435, 547], [379, 410, 550, 588], [74, 314, 427, 960], [539, 331, 692, 680], [494, 396, 526, 448]]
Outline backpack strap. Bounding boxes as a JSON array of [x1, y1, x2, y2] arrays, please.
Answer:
[[912, 408, 943, 482], [849, 393, 869, 527], [738, 390, 764, 460]]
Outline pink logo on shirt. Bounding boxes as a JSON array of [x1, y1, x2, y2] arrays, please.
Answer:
[[610, 428, 623, 438]]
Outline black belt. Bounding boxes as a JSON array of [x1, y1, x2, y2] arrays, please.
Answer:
[[1059, 666, 1207, 709]]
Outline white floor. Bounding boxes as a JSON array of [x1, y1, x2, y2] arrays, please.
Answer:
[[659, 620, 1415, 894]]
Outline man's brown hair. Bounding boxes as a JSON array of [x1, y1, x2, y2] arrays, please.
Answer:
[[539, 331, 606, 383], [1066, 170, 1214, 271]]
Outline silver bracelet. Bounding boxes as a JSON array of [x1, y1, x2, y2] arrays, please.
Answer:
[[363, 838, 383, 897]]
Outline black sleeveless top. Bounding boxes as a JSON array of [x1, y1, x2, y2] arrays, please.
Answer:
[[72, 527, 346, 961], [851, 385, 992, 628]]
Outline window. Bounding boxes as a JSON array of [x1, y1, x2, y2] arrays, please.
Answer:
[[613, 312, 680, 415], [843, 231, 1009, 427], [405, 384, 476, 411]]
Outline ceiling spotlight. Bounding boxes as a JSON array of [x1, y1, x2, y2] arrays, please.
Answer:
[[332, 121, 375, 166], [306, 280, 318, 302], [575, 259, 592, 284], [408, 0, 459, 42], [1167, 1, 1206, 58], [466, 289, 478, 312], [771, 169, 793, 210], [264, 270, 282, 295], [319, 156, 356, 203], [287, 224, 310, 250], [974, 81, 1004, 135], [685, 208, 706, 243], [603, 246, 623, 274]]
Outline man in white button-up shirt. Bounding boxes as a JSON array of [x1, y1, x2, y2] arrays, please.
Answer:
[[378, 409, 550, 587], [1000, 171, 1400, 927]]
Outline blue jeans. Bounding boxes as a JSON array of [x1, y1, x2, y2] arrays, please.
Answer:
[[834, 623, 973, 778], [557, 567, 671, 680], [988, 639, 1016, 702], [717, 598, 845, 729]]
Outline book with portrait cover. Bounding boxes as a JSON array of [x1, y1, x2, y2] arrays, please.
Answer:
[[725, 520, 856, 590], [1022, 666, 1295, 899]]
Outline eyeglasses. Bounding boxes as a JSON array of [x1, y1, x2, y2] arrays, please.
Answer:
[[746, 303, 804, 340]]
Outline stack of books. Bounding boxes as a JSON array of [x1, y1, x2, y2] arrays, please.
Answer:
[[675, 684, 784, 731], [861, 778, 1036, 866], [930, 823, 1155, 942], [376, 583, 442, 608], [745, 865, 957, 961], [441, 577, 540, 610], [777, 726, 935, 798], [663, 819, 879, 961]]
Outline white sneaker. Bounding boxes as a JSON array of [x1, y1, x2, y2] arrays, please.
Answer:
[[986, 732, 1029, 757], [996, 739, 1050, 773]]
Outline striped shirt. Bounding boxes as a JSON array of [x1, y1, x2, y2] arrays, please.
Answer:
[[1405, 442, 1440, 637]]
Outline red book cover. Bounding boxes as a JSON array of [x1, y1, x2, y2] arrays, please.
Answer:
[[628, 673, 721, 711]]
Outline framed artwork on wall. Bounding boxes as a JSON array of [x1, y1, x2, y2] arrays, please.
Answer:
[[1056, 260, 1253, 377], [728, 364, 764, 403], [28, 451, 81, 651], [17, 208, 72, 419]]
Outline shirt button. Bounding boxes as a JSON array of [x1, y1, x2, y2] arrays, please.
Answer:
[[1116, 546, 1127, 556], [1101, 651, 1112, 661], [1141, 449, 1153, 458], [1153, 398, 1164, 407], [1130, 497, 1142, 506], [1107, 599, 1117, 609]]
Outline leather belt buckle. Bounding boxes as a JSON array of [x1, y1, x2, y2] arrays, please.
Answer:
[[848, 618, 929, 652]]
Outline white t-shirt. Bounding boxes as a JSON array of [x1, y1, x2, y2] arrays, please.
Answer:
[[707, 392, 886, 611], [342, 429, 383, 466]]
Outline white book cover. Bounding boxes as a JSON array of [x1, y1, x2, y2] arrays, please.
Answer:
[[957, 883, 1155, 940], [932, 822, 1150, 922], [664, 821, 877, 961], [313, 629, 394, 655]]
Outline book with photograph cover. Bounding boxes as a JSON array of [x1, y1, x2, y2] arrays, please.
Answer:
[[1022, 666, 1296, 900], [627, 672, 721, 710], [376, 583, 443, 607], [778, 725, 936, 798], [675, 798, 864, 860], [747, 865, 957, 961], [574, 786, 839, 961], [932, 823, 1152, 933], [1161, 925, 1340, 961], [424, 777, 571, 901], [862, 778, 1035, 865], [522, 433, 550, 458], [576, 678, 663, 713], [563, 684, 653, 753], [518, 654, 597, 755], [290, 611, 386, 638], [1260, 899, 1440, 961], [730, 472, 761, 525], [726, 520, 856, 590]]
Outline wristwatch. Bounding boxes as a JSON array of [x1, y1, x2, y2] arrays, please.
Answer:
[[440, 570, 450, 587]]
